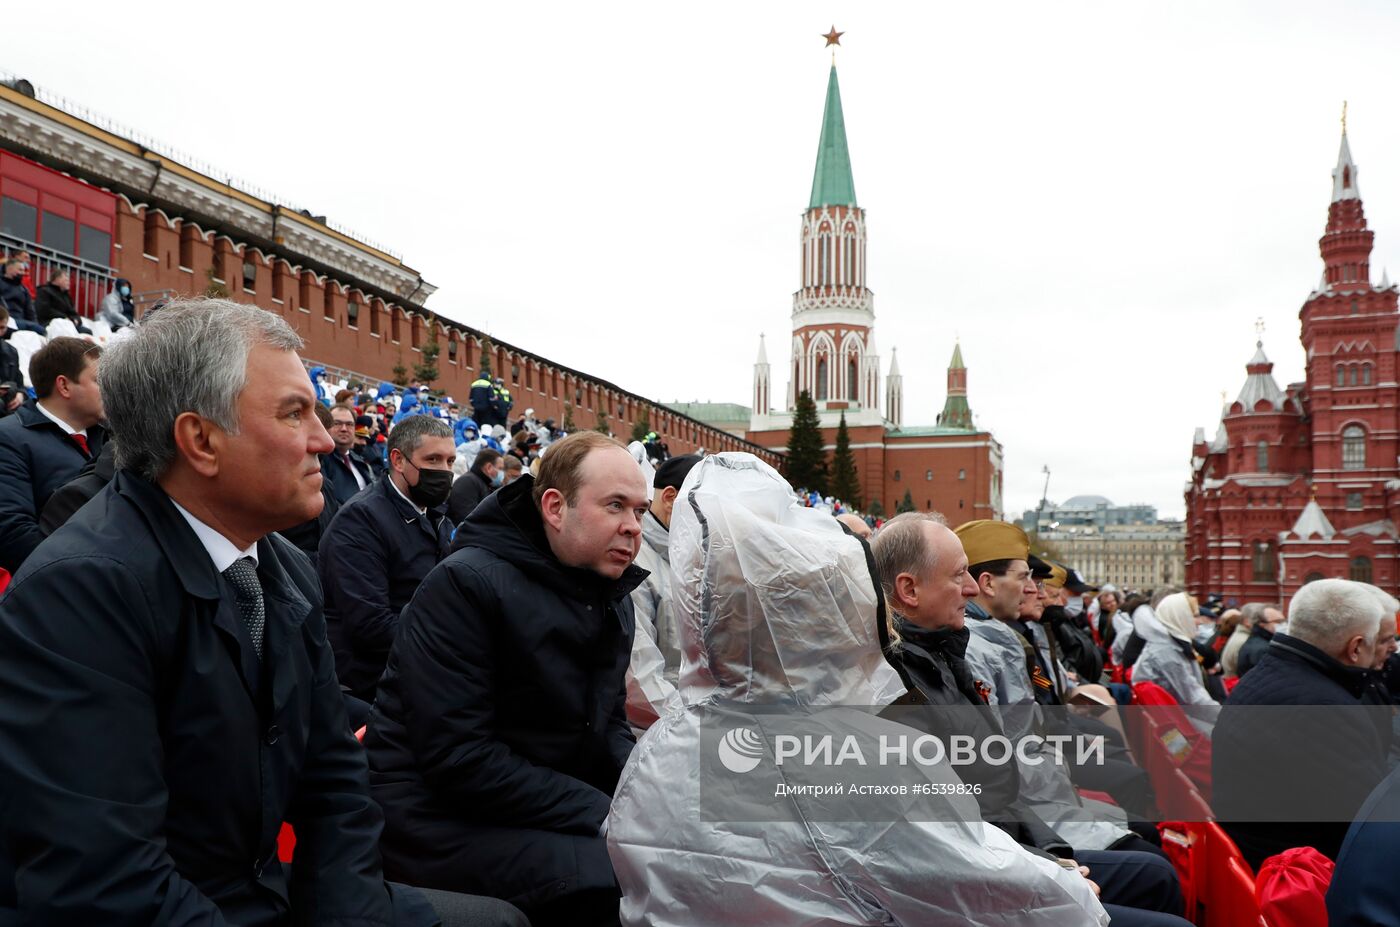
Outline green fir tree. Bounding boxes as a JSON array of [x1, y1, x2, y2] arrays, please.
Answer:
[[785, 389, 827, 494], [630, 409, 652, 443], [562, 401, 576, 433], [412, 313, 441, 387], [896, 490, 916, 514], [866, 497, 885, 519], [595, 409, 611, 434], [391, 348, 410, 387], [829, 413, 861, 508], [478, 335, 494, 378]]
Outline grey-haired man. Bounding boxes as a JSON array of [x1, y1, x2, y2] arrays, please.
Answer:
[[0, 299, 523, 926]]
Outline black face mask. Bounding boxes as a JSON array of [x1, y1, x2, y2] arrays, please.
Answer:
[[402, 459, 452, 509]]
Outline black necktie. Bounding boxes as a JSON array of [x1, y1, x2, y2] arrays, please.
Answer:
[[224, 557, 265, 659]]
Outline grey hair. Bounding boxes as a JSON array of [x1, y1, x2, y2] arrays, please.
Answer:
[[1288, 578, 1384, 654], [871, 511, 948, 605], [1239, 602, 1269, 630], [100, 298, 303, 481], [1150, 585, 1183, 610], [1365, 584, 1400, 619], [387, 415, 453, 460]]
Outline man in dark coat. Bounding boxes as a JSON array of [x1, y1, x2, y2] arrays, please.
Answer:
[[469, 371, 494, 426], [0, 256, 42, 334], [322, 403, 373, 505], [0, 336, 105, 572], [447, 446, 502, 525], [1213, 578, 1390, 869], [874, 513, 1190, 927], [34, 268, 88, 332], [318, 415, 455, 703], [368, 431, 649, 926], [0, 298, 524, 926], [1234, 604, 1282, 677], [1327, 762, 1400, 925]]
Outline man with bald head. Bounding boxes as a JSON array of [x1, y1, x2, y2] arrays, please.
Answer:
[[369, 431, 650, 927]]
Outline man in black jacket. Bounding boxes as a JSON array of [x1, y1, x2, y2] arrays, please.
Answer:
[[0, 298, 524, 926], [318, 414, 455, 703], [0, 306, 22, 394], [0, 336, 104, 572], [447, 446, 502, 524], [1213, 578, 1391, 870], [369, 430, 649, 927], [34, 268, 89, 333]]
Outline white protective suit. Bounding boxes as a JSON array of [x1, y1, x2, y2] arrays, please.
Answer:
[[606, 453, 1108, 927], [965, 606, 1133, 851], [1132, 595, 1219, 736], [624, 510, 681, 731]]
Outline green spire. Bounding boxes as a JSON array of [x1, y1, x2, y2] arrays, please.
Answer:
[[808, 65, 857, 209]]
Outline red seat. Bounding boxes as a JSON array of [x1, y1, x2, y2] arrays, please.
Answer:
[[1131, 682, 1214, 802], [1206, 855, 1266, 926]]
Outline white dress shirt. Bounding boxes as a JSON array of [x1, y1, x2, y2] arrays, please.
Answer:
[[34, 401, 88, 440], [170, 498, 259, 572]]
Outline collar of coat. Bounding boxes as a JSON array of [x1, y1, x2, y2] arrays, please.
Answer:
[[893, 616, 971, 662], [641, 509, 670, 566], [1269, 632, 1371, 698], [112, 471, 310, 610], [16, 400, 106, 441], [456, 472, 648, 603]]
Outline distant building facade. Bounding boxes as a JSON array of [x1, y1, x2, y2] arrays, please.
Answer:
[[1021, 495, 1160, 532], [745, 63, 1002, 521], [1036, 523, 1186, 591], [1185, 126, 1400, 607]]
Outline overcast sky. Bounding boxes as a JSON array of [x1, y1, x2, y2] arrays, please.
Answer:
[[24, 1, 1400, 518]]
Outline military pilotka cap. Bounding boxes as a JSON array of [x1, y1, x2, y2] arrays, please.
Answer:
[[654, 453, 702, 490], [953, 520, 1030, 566]]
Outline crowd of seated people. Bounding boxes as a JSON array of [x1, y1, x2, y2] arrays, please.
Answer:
[[3, 296, 1400, 925]]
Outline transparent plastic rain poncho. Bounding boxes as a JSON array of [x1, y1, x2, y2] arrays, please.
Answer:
[[606, 453, 1108, 927]]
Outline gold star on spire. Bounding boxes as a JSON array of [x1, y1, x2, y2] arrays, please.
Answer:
[[822, 25, 844, 47]]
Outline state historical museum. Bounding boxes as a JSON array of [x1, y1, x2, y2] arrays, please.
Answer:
[[1186, 125, 1400, 605]]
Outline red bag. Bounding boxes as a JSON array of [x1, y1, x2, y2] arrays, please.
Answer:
[[1255, 847, 1333, 927]]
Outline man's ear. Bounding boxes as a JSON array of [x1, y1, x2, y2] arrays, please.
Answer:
[[976, 571, 997, 598], [661, 485, 680, 506], [540, 486, 567, 532], [892, 572, 919, 613], [171, 411, 221, 478]]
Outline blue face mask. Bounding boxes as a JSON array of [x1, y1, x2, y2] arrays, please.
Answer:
[[492, 468, 505, 487], [119, 285, 130, 297]]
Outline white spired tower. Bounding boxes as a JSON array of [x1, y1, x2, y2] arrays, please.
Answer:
[[749, 59, 901, 433]]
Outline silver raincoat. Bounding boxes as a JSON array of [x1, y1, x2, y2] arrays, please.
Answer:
[[964, 604, 1132, 851], [607, 454, 1108, 927], [624, 511, 681, 731], [1132, 597, 1218, 736]]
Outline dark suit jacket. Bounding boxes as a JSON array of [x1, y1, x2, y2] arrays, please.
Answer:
[[39, 439, 117, 536], [0, 401, 105, 572], [318, 475, 451, 702], [321, 450, 374, 506], [0, 472, 429, 925]]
